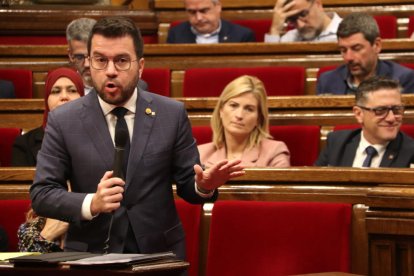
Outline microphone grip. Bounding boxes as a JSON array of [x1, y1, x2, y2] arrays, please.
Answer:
[[112, 147, 125, 180]]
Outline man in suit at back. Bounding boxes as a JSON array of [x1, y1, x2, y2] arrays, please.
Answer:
[[167, 0, 255, 44], [317, 13, 414, 94], [315, 76, 414, 168], [0, 80, 15, 98], [31, 16, 244, 265]]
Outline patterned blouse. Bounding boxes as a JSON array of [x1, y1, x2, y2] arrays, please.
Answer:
[[17, 216, 63, 253]]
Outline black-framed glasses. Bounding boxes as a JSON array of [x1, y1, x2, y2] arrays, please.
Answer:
[[358, 105, 405, 117], [286, 0, 315, 25], [89, 55, 138, 71], [71, 54, 88, 65]]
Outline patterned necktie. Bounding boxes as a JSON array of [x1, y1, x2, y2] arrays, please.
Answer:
[[362, 146, 377, 167], [111, 107, 130, 177]]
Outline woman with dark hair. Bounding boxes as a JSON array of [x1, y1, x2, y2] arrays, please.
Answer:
[[16, 67, 84, 253], [12, 67, 84, 166]]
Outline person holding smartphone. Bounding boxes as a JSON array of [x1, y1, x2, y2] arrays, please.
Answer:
[[265, 0, 341, 42]]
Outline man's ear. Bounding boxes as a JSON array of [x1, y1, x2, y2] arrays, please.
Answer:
[[373, 37, 382, 54], [353, 105, 364, 124], [138, 58, 145, 78]]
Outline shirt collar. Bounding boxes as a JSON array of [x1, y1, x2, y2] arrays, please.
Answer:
[[191, 20, 221, 38], [359, 131, 388, 156]]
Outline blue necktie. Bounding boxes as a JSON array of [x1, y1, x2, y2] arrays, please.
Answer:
[[362, 146, 377, 167], [111, 107, 130, 176]]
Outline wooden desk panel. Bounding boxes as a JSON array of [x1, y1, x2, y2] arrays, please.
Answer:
[[3, 167, 414, 276]]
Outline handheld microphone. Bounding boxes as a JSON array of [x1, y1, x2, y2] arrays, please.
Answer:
[[113, 128, 128, 180], [103, 128, 129, 253]]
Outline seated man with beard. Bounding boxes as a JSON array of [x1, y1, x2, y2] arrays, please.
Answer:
[[317, 13, 414, 95]]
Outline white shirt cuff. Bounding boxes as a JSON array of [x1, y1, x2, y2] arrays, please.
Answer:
[[81, 193, 96, 220], [264, 33, 281, 43], [194, 182, 215, 198]]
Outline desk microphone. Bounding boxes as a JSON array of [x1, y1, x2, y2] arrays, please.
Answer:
[[103, 128, 128, 253]]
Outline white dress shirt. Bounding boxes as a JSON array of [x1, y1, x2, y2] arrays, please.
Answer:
[[352, 132, 388, 168]]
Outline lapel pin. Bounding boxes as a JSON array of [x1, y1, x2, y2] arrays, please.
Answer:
[[145, 108, 156, 116], [388, 154, 394, 160]]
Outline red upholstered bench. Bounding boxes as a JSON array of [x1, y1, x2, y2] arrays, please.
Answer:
[[183, 66, 305, 97], [0, 199, 31, 252], [0, 128, 21, 167], [175, 199, 202, 276], [206, 200, 351, 276]]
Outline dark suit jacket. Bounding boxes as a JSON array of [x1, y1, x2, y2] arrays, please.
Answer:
[[11, 126, 44, 167], [30, 90, 217, 258], [167, 19, 255, 43], [0, 80, 15, 98], [317, 60, 414, 94], [315, 129, 414, 167]]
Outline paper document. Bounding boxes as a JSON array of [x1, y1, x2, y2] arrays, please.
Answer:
[[62, 252, 176, 266]]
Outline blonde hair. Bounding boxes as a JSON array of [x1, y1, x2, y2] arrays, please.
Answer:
[[211, 75, 271, 149]]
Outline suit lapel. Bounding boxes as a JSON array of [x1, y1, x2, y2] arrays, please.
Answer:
[[341, 133, 360, 166], [125, 91, 155, 188], [81, 92, 114, 170], [380, 132, 401, 167]]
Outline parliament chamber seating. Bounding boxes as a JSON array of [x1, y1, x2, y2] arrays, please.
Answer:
[[0, 199, 30, 252], [174, 199, 202, 276], [191, 125, 320, 166], [182, 66, 306, 97], [167, 15, 397, 42], [205, 200, 351, 276], [269, 125, 320, 166], [0, 69, 33, 98], [192, 126, 213, 146], [0, 128, 21, 167], [141, 68, 171, 96]]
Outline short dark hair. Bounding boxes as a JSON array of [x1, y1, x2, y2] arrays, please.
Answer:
[[87, 16, 143, 59], [337, 13, 379, 44], [355, 76, 402, 105]]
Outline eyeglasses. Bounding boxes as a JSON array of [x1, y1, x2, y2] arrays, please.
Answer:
[[358, 105, 405, 117], [89, 55, 138, 71], [285, 0, 315, 25], [71, 54, 88, 65]]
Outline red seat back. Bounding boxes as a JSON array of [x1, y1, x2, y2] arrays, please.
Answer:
[[141, 68, 170, 96], [0, 69, 33, 98], [0, 128, 21, 167], [0, 199, 31, 251], [142, 35, 158, 44], [0, 35, 67, 45], [183, 67, 305, 97], [175, 200, 202, 276], [270, 125, 320, 166], [192, 126, 213, 145], [206, 200, 351, 276], [374, 15, 397, 39], [232, 19, 271, 42]]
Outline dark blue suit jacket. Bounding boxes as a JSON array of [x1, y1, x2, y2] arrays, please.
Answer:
[[31, 90, 217, 258], [317, 60, 414, 94], [167, 19, 255, 43], [0, 80, 15, 98], [315, 129, 414, 167]]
